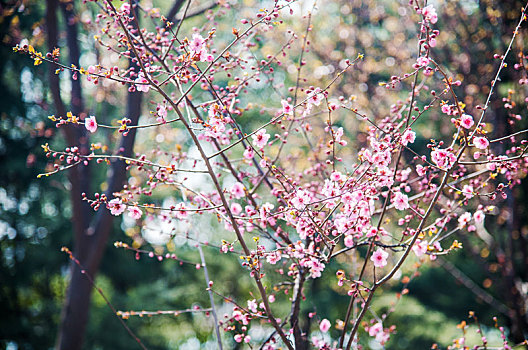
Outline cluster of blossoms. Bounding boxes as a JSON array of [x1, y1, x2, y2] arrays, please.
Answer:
[[25, 0, 528, 349]]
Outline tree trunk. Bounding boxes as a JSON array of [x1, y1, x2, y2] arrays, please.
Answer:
[[49, 1, 143, 349]]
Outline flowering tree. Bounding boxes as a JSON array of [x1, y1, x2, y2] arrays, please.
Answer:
[[14, 0, 528, 348]]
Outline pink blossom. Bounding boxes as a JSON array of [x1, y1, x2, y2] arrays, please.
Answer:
[[252, 129, 270, 148], [368, 322, 383, 336], [190, 34, 205, 54], [199, 51, 214, 62], [243, 147, 255, 160], [460, 114, 474, 129], [281, 100, 293, 115], [127, 206, 142, 220], [120, 2, 131, 15], [473, 136, 489, 149], [291, 189, 311, 209], [107, 198, 125, 216], [429, 37, 437, 47], [234, 334, 243, 343], [431, 148, 457, 169], [422, 4, 438, 24], [416, 164, 427, 176], [308, 88, 324, 106], [392, 192, 410, 211], [412, 240, 428, 257], [474, 210, 485, 224], [206, 116, 226, 138], [366, 227, 378, 238], [231, 202, 243, 215], [401, 129, 416, 146], [376, 331, 390, 345], [344, 235, 354, 247], [330, 171, 343, 182], [230, 182, 245, 199], [220, 241, 230, 253], [175, 203, 188, 219], [266, 251, 281, 264], [157, 104, 167, 119], [370, 248, 389, 268], [319, 319, 331, 333], [462, 185, 474, 199], [334, 127, 347, 146], [305, 257, 326, 278], [247, 299, 258, 313], [417, 56, 430, 67], [458, 212, 472, 227], [85, 115, 98, 133], [441, 104, 451, 114], [135, 74, 150, 92]]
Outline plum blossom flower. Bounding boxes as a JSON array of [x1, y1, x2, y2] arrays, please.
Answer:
[[376, 331, 390, 345], [252, 129, 270, 148], [308, 88, 324, 106], [458, 212, 472, 227], [291, 189, 311, 209], [247, 299, 258, 313], [368, 322, 383, 337], [190, 34, 205, 54], [120, 2, 131, 15], [462, 184, 474, 199], [231, 202, 242, 215], [392, 192, 410, 210], [85, 115, 98, 133], [175, 202, 188, 219], [416, 164, 427, 176], [306, 258, 325, 278], [370, 248, 389, 268], [243, 147, 255, 160], [266, 250, 281, 264], [401, 129, 416, 146], [188, 34, 214, 62], [431, 148, 457, 169], [412, 240, 428, 257], [330, 171, 343, 182], [473, 136, 489, 149], [281, 100, 293, 115], [157, 104, 167, 121], [135, 73, 150, 92], [319, 319, 331, 333], [474, 210, 485, 224], [107, 198, 125, 216], [127, 206, 142, 220], [234, 334, 244, 343], [429, 37, 437, 47], [422, 4, 438, 24], [416, 56, 430, 67], [200, 51, 214, 62], [460, 114, 474, 129], [334, 127, 347, 145], [230, 182, 245, 199]]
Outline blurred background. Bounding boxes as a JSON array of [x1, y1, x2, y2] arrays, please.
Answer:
[[1, 0, 528, 349]]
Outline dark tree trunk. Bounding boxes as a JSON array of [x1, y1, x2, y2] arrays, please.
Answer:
[[47, 1, 143, 349]]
